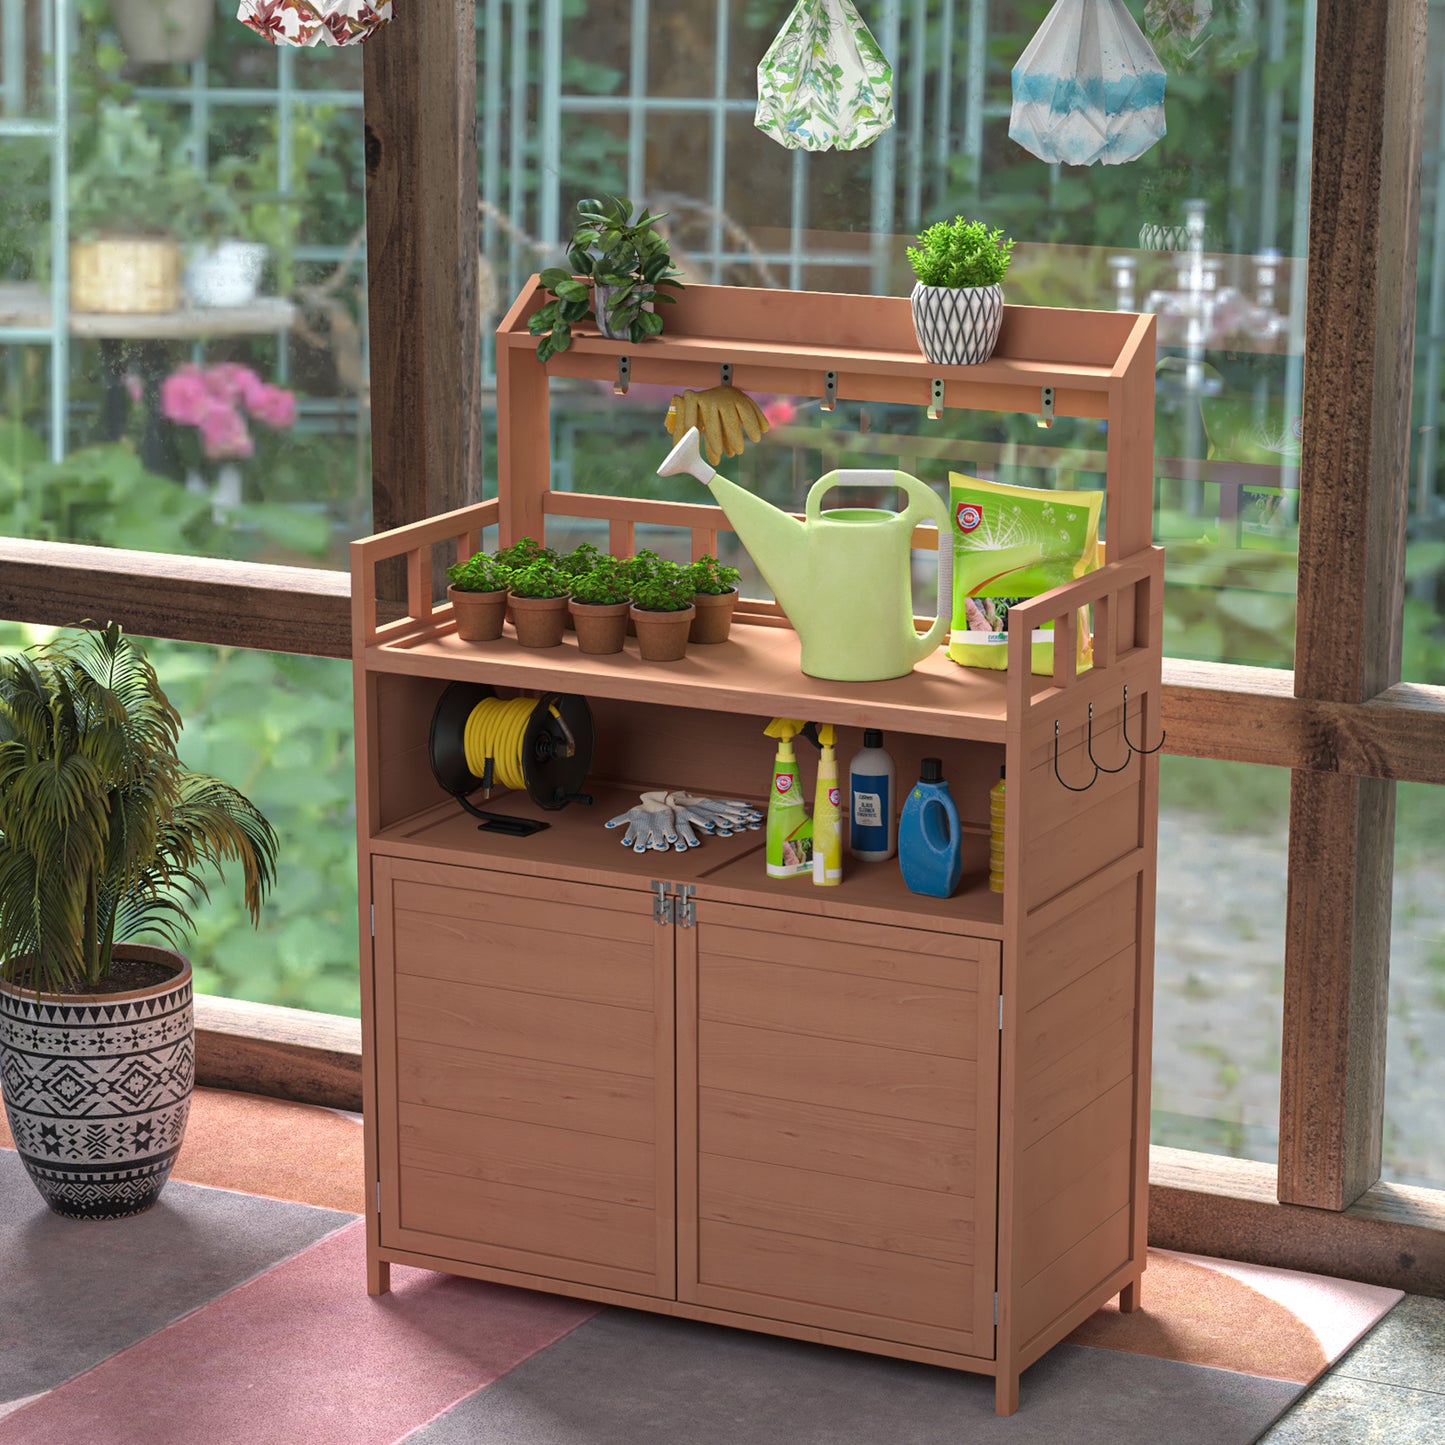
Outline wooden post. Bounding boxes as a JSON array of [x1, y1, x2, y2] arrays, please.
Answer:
[[1280, 0, 1429, 1209], [363, 0, 481, 588]]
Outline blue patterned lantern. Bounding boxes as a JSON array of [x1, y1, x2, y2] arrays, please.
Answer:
[[1010, 0, 1167, 167]]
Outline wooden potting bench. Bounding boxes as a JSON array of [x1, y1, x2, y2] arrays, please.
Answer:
[[350, 280, 1164, 1415]]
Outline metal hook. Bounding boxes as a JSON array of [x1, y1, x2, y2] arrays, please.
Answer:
[[928, 378, 945, 420], [613, 355, 630, 395], [1087, 700, 1132, 775], [821, 370, 838, 412], [1122, 684, 1167, 755], [1054, 719, 1099, 792], [720, 362, 733, 386], [1038, 385, 1055, 429]]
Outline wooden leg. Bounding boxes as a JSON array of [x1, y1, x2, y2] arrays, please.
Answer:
[[1119, 1276, 1142, 1313], [995, 1372, 1020, 1416], [367, 1256, 391, 1296]]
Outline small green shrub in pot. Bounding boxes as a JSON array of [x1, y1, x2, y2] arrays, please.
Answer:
[[559, 541, 605, 579], [507, 558, 571, 649], [569, 554, 631, 607], [906, 217, 1016, 366], [628, 556, 697, 662], [494, 535, 555, 570], [446, 553, 512, 594], [686, 554, 742, 645]]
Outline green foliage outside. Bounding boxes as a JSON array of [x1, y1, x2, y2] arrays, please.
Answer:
[[0, 622, 361, 1017]]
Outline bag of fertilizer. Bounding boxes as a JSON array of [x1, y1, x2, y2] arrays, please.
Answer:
[[948, 474, 1104, 674]]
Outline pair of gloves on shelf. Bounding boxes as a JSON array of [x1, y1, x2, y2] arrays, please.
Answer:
[[606, 791, 763, 852]]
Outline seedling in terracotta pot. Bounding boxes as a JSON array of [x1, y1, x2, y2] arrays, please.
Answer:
[[570, 554, 632, 607], [446, 552, 512, 593], [686, 554, 742, 644], [494, 535, 555, 570]]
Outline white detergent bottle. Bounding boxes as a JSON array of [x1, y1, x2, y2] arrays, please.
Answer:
[[848, 728, 896, 861]]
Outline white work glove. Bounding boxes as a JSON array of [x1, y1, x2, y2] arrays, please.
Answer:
[[666, 792, 764, 840], [605, 795, 678, 852]]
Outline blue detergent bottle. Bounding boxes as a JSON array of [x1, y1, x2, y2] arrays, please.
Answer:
[[898, 758, 963, 899]]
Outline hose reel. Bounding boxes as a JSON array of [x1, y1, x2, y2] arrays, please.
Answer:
[[429, 682, 594, 836]]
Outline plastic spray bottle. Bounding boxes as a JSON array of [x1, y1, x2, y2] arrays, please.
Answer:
[[848, 729, 896, 861], [812, 724, 842, 886], [898, 758, 963, 899], [989, 767, 1006, 893], [763, 718, 813, 879]]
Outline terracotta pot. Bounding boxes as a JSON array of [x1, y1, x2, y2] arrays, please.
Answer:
[[447, 585, 508, 642], [689, 588, 738, 644], [630, 604, 695, 662], [569, 598, 631, 655], [510, 592, 569, 648], [0, 945, 193, 1219]]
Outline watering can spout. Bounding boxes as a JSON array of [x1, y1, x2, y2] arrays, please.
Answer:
[[657, 426, 807, 617]]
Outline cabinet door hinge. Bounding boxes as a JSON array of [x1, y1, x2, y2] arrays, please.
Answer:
[[676, 884, 696, 928], [994, 1292, 999, 1325], [650, 880, 674, 925], [376, 1180, 381, 1216], [998, 994, 1004, 1030], [370, 903, 375, 937]]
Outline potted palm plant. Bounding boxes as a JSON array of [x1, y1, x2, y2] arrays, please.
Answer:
[[627, 553, 696, 662], [568, 553, 632, 655], [0, 622, 277, 1220], [686, 554, 742, 644], [906, 216, 1015, 366], [529, 196, 684, 362], [446, 553, 513, 642]]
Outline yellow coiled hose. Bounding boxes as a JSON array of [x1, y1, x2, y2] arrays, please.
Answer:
[[461, 696, 560, 792]]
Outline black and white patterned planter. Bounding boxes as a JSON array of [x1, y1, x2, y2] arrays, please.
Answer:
[[910, 282, 1005, 366], [0, 945, 193, 1220]]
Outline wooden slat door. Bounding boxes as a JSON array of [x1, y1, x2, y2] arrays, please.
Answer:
[[678, 901, 1000, 1357], [372, 857, 675, 1298]]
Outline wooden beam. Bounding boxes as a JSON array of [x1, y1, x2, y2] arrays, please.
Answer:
[[363, 0, 481, 539], [194, 994, 361, 1113], [0, 538, 350, 658], [1280, 0, 1429, 1211], [1163, 661, 1445, 783], [1151, 1146, 1445, 1296]]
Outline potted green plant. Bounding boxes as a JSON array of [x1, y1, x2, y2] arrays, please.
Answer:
[[507, 557, 572, 647], [568, 553, 633, 655], [0, 622, 277, 1220], [627, 554, 696, 662], [68, 102, 200, 314], [529, 196, 684, 362], [906, 216, 1015, 366], [179, 158, 270, 308], [446, 552, 513, 642], [494, 535, 555, 569], [686, 554, 742, 644]]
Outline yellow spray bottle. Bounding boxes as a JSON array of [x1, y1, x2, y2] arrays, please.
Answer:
[[812, 724, 842, 886], [763, 718, 813, 879]]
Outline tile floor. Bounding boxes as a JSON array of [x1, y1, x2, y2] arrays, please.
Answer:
[[1260, 1295, 1445, 1442]]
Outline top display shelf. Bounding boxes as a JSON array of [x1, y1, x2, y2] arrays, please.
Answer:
[[496, 278, 1155, 420]]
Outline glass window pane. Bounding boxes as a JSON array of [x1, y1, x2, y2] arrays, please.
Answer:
[[477, 0, 1313, 670], [0, 10, 369, 569], [1384, 781, 1445, 1187], [1153, 757, 1288, 1162]]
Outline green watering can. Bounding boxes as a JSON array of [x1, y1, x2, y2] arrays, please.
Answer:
[[658, 427, 953, 681]]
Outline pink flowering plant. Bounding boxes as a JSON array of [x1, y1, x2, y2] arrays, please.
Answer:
[[160, 363, 297, 472]]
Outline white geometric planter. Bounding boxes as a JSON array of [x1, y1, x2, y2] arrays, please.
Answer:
[[910, 282, 1005, 366], [0, 946, 194, 1220]]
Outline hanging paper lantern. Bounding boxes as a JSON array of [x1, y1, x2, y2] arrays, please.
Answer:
[[1009, 0, 1167, 167], [755, 0, 894, 153], [238, 0, 393, 47]]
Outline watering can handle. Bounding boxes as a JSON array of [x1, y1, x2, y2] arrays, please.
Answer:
[[803, 471, 953, 662]]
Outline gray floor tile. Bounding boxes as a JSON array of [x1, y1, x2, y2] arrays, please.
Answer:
[[1328, 1295, 1445, 1394], [1259, 1373, 1445, 1444], [410, 1307, 1301, 1445]]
